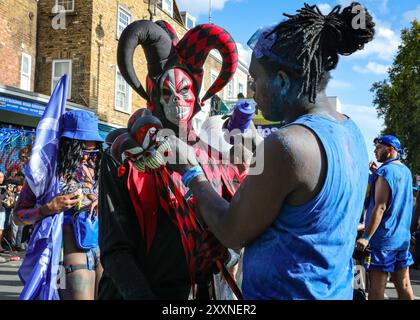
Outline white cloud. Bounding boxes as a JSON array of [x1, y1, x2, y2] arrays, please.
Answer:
[[236, 42, 252, 67], [328, 79, 352, 89], [380, 0, 389, 14], [353, 62, 390, 75], [331, 5, 401, 62], [341, 104, 384, 160], [404, 5, 420, 23], [349, 20, 401, 61], [318, 3, 332, 14], [176, 0, 232, 17]]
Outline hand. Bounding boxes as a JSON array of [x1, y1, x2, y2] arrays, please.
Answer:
[[89, 199, 98, 217], [356, 238, 369, 251], [243, 121, 263, 151], [42, 192, 80, 215], [369, 161, 378, 173], [165, 135, 199, 175], [228, 264, 239, 283]]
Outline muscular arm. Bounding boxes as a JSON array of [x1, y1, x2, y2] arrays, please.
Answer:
[[364, 176, 390, 238], [187, 130, 304, 249], [98, 152, 156, 300]]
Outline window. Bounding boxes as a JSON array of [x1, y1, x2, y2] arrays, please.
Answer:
[[20, 53, 31, 91], [181, 12, 196, 29], [210, 70, 218, 85], [54, 0, 75, 12], [238, 83, 244, 97], [161, 0, 173, 16], [210, 69, 219, 96], [186, 16, 195, 29], [115, 69, 131, 113], [52, 60, 72, 97], [117, 6, 131, 39], [226, 80, 234, 99]]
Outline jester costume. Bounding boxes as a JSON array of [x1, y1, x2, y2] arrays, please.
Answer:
[[98, 20, 245, 300]]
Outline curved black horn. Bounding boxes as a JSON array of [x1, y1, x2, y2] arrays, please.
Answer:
[[117, 20, 173, 101]]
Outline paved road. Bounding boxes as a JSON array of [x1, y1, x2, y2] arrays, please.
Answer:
[[0, 255, 419, 300], [386, 268, 420, 300], [0, 257, 22, 300]]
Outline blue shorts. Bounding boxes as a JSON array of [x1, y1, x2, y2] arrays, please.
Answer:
[[368, 248, 414, 272]]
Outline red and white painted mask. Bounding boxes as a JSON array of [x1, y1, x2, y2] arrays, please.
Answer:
[[159, 68, 195, 126]]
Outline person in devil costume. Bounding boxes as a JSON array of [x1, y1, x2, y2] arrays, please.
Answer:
[[97, 20, 249, 300]]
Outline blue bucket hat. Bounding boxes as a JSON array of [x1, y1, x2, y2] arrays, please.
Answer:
[[61, 110, 104, 142], [374, 135, 404, 156]]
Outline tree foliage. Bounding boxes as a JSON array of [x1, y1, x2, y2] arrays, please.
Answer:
[[371, 20, 420, 175]]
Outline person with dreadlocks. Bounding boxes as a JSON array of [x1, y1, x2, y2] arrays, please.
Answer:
[[167, 2, 376, 300], [14, 110, 104, 300], [97, 20, 248, 300]]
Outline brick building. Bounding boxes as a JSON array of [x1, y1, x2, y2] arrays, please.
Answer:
[[35, 0, 249, 128], [0, 0, 37, 91]]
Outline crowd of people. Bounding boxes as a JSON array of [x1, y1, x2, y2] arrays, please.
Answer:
[[0, 2, 419, 301], [0, 171, 32, 260]]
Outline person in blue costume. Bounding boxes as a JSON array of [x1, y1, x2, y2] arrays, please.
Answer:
[[167, 2, 375, 299], [357, 135, 415, 300], [14, 110, 104, 300]]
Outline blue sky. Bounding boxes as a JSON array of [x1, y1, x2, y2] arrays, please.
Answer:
[[176, 0, 420, 159]]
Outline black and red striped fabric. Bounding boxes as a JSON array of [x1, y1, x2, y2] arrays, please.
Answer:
[[125, 141, 244, 294]]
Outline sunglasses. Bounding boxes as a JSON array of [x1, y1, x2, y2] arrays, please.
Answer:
[[82, 149, 100, 156]]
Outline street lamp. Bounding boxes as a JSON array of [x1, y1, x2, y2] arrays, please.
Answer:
[[209, 0, 212, 24]]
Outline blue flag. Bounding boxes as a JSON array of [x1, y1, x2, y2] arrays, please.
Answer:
[[18, 75, 68, 300]]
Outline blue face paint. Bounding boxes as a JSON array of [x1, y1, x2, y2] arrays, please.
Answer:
[[251, 56, 301, 122], [277, 71, 290, 97], [261, 77, 285, 122], [267, 74, 303, 122]]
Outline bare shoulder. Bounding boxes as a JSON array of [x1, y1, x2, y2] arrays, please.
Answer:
[[267, 125, 322, 164], [267, 125, 325, 200]]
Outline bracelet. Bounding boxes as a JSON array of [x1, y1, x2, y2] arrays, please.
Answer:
[[361, 233, 371, 241], [181, 166, 205, 188]]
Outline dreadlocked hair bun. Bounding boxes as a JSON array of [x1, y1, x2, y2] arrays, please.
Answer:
[[333, 2, 375, 56], [270, 2, 375, 103]]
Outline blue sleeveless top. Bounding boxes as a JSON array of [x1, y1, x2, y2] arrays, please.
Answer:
[[243, 114, 369, 300], [366, 162, 413, 251]]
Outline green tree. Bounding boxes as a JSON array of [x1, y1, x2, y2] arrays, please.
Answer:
[[371, 20, 420, 175]]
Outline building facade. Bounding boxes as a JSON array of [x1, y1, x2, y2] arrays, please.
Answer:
[[0, 0, 37, 92], [35, 0, 249, 128]]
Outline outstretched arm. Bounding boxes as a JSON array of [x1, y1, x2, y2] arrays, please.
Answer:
[[14, 181, 80, 226], [169, 130, 301, 250]]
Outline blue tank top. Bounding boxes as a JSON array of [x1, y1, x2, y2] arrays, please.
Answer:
[[243, 114, 369, 300], [366, 162, 413, 250]]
